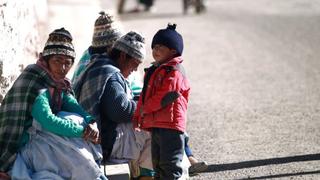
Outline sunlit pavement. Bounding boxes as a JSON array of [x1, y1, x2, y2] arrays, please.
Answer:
[[47, 0, 320, 179]]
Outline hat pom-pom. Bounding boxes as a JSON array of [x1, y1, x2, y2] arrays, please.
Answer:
[[167, 23, 177, 30], [99, 11, 106, 16]]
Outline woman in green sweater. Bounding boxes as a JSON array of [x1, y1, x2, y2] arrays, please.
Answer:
[[0, 28, 105, 180]]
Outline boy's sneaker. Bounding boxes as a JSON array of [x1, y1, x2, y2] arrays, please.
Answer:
[[188, 161, 208, 176]]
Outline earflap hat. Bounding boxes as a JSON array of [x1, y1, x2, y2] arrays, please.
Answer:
[[42, 27, 76, 59], [92, 11, 122, 49], [113, 31, 146, 62]]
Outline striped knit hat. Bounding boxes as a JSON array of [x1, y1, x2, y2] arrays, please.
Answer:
[[42, 27, 76, 59], [92, 11, 122, 48], [113, 31, 146, 62]]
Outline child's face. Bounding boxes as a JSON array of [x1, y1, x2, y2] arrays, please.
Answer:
[[152, 44, 177, 63]]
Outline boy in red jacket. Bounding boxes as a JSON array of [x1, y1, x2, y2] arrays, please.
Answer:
[[134, 23, 190, 179]]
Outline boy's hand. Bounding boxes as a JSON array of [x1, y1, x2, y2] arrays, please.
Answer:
[[134, 127, 142, 132]]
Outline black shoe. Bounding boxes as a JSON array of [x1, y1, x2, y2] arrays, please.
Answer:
[[189, 161, 208, 176]]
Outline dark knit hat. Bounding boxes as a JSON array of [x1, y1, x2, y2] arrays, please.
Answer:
[[151, 23, 184, 56], [42, 27, 76, 59], [92, 11, 122, 48], [113, 31, 146, 62]]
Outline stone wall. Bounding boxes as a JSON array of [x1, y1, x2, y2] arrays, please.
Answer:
[[0, 0, 47, 102]]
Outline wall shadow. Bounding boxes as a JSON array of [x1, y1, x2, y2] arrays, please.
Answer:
[[204, 153, 320, 173]]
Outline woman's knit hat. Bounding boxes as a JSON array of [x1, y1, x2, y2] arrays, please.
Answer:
[[151, 23, 184, 56], [113, 31, 146, 62], [91, 11, 122, 49], [42, 27, 76, 59]]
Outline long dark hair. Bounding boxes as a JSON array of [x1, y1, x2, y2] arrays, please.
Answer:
[[109, 48, 133, 61], [88, 46, 109, 55]]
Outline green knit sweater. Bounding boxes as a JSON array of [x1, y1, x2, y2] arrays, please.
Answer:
[[30, 90, 93, 139]]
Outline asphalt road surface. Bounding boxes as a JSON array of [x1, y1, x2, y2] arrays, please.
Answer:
[[112, 0, 320, 179]]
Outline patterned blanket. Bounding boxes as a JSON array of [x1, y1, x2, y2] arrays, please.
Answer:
[[0, 64, 56, 172], [73, 55, 119, 129]]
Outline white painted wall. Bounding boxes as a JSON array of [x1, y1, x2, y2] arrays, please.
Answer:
[[0, 0, 47, 102]]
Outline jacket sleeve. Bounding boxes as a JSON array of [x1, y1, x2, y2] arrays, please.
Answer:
[[100, 73, 136, 123], [31, 90, 84, 137], [142, 70, 182, 114], [62, 93, 94, 124]]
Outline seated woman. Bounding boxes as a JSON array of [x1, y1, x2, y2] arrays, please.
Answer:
[[0, 28, 106, 180]]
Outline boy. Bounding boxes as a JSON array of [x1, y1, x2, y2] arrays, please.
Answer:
[[134, 23, 190, 179]]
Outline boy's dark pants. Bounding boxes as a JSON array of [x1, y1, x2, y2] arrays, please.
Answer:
[[151, 128, 185, 180]]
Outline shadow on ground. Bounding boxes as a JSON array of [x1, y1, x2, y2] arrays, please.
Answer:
[[201, 153, 320, 179], [236, 170, 320, 180]]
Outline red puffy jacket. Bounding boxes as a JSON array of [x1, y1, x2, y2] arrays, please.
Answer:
[[134, 57, 190, 132]]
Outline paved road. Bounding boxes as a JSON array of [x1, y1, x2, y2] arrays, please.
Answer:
[[111, 0, 320, 179], [47, 0, 320, 179]]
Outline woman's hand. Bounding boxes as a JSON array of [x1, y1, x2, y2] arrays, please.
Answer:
[[83, 122, 100, 144]]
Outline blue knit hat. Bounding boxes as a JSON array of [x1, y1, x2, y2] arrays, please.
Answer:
[[151, 23, 183, 56]]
